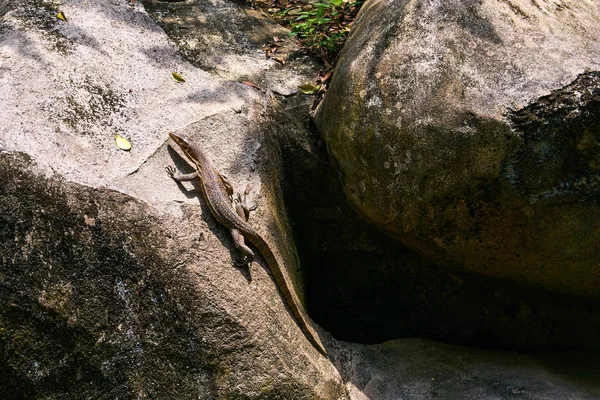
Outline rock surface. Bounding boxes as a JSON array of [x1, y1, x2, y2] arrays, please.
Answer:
[[2, 0, 600, 399], [315, 0, 600, 298], [0, 0, 342, 398], [0, 152, 342, 399], [336, 339, 600, 400]]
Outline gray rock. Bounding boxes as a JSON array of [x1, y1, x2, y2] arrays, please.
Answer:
[[337, 339, 600, 400], [0, 152, 343, 398], [315, 0, 600, 298], [0, 0, 342, 398], [2, 0, 600, 398]]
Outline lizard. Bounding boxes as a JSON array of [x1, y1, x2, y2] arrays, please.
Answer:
[[165, 132, 328, 357]]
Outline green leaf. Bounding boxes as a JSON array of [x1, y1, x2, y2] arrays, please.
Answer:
[[298, 83, 320, 95], [115, 134, 132, 151], [171, 72, 185, 82]]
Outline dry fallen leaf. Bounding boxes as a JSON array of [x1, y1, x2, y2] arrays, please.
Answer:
[[115, 134, 132, 151], [319, 70, 333, 84], [273, 57, 285, 65], [171, 72, 185, 82], [241, 81, 262, 91], [56, 11, 67, 21]]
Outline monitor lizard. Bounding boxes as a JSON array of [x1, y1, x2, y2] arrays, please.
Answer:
[[166, 132, 327, 357]]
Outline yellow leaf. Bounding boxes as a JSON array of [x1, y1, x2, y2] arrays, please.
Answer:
[[57, 11, 67, 21], [171, 72, 185, 82], [298, 83, 320, 95], [115, 134, 132, 151]]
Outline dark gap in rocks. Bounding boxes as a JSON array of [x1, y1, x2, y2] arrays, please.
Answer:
[[273, 97, 600, 353]]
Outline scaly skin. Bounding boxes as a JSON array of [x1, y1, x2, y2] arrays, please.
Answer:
[[167, 132, 327, 357]]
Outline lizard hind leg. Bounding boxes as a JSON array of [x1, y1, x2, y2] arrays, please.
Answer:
[[240, 185, 257, 219], [231, 190, 255, 264], [231, 228, 254, 263]]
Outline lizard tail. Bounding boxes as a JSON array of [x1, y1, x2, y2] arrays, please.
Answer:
[[246, 230, 328, 358]]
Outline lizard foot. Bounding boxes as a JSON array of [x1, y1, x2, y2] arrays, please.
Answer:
[[165, 165, 176, 178], [243, 185, 258, 212], [235, 192, 257, 221]]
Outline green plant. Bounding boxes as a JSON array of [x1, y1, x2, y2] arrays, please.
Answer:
[[284, 0, 363, 63]]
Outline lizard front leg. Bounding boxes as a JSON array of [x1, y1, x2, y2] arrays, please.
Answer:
[[165, 165, 198, 182]]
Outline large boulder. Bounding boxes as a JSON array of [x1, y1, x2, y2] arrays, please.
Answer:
[[0, 0, 343, 397], [0, 152, 342, 399], [315, 0, 600, 297]]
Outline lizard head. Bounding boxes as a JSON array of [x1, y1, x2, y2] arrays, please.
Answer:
[[168, 131, 191, 150], [169, 132, 200, 164]]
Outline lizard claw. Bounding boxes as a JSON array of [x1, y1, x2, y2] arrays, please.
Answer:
[[165, 165, 176, 178], [240, 252, 253, 264]]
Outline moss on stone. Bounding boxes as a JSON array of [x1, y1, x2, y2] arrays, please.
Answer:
[[12, 0, 73, 54]]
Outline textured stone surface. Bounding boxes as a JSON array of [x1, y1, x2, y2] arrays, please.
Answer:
[[3, 0, 600, 398], [0, 0, 341, 398], [315, 0, 600, 298], [336, 339, 600, 400], [0, 152, 344, 399]]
